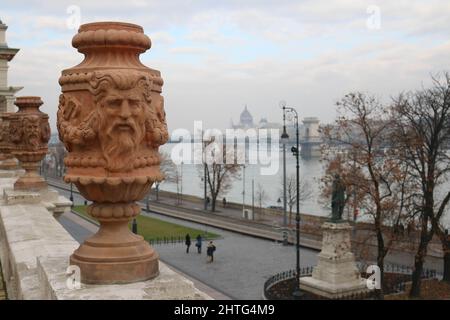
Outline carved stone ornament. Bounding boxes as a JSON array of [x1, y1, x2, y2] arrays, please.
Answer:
[[0, 97, 50, 190], [0, 114, 20, 171], [57, 22, 169, 284]]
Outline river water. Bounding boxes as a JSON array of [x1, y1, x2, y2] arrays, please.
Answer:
[[158, 143, 450, 228]]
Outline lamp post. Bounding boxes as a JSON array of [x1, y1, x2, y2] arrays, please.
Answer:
[[242, 164, 246, 213], [202, 130, 208, 211], [280, 102, 289, 228], [285, 104, 303, 299]]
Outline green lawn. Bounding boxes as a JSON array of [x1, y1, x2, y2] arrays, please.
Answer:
[[72, 205, 220, 242]]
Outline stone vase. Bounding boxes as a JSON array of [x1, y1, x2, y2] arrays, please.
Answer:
[[0, 114, 20, 171], [57, 22, 169, 284], [3, 97, 50, 190]]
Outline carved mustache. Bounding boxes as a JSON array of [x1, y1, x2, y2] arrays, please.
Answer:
[[111, 120, 137, 133]]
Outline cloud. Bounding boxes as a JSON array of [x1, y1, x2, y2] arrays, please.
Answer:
[[1, 0, 450, 133]]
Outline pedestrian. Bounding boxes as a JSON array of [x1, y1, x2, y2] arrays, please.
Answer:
[[206, 196, 210, 209], [222, 197, 227, 208], [185, 233, 191, 253], [195, 234, 202, 254], [206, 241, 216, 263]]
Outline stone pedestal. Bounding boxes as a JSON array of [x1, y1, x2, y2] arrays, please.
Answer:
[[3, 187, 72, 218], [300, 222, 368, 298]]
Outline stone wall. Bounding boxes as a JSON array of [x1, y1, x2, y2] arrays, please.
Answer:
[[0, 175, 211, 300]]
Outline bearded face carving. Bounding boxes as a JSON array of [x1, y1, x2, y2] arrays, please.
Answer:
[[23, 116, 41, 148], [58, 70, 168, 174], [97, 85, 146, 172]]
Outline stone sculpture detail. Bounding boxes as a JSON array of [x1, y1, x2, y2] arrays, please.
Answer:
[[0, 115, 20, 171], [0, 96, 50, 190], [331, 174, 346, 222], [57, 22, 169, 284]]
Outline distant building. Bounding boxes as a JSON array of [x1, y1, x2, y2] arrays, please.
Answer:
[[0, 19, 22, 112], [231, 105, 281, 131]]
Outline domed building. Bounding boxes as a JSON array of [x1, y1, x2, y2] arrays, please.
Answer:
[[233, 105, 254, 129], [231, 105, 281, 131]]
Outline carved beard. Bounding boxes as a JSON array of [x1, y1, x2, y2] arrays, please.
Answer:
[[98, 113, 144, 172], [27, 133, 40, 148]]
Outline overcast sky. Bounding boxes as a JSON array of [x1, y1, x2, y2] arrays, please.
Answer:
[[2, 0, 450, 133]]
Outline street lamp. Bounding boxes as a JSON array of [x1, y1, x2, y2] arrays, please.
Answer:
[[202, 130, 208, 211], [280, 101, 289, 229], [285, 105, 303, 299]]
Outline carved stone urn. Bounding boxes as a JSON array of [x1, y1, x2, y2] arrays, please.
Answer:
[[2, 97, 50, 190], [57, 22, 169, 284], [0, 115, 20, 171]]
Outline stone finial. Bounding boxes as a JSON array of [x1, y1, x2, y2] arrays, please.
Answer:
[[4, 96, 50, 190], [57, 22, 168, 284]]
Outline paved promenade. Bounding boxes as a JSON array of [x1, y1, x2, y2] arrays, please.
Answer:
[[47, 177, 444, 264], [59, 209, 319, 300]]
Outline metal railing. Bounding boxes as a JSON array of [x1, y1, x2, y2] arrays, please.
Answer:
[[263, 262, 442, 299], [263, 267, 314, 299]]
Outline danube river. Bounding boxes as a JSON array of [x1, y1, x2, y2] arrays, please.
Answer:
[[158, 143, 450, 228]]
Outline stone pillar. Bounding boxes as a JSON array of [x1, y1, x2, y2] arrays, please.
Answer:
[[300, 222, 368, 298], [7, 96, 50, 190], [57, 22, 169, 284]]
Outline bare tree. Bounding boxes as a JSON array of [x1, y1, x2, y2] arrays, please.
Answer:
[[154, 151, 176, 201], [197, 142, 241, 212], [256, 183, 267, 217], [280, 175, 313, 225], [391, 73, 450, 296], [321, 92, 413, 298]]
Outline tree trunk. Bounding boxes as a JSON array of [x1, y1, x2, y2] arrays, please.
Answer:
[[410, 238, 428, 298], [211, 194, 217, 212], [376, 230, 385, 300], [375, 215, 385, 299]]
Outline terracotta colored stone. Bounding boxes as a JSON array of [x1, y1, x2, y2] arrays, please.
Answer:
[[0, 115, 20, 170], [57, 22, 169, 284], [0, 97, 50, 189]]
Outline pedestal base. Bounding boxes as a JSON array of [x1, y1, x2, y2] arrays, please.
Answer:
[[0, 158, 20, 170], [14, 175, 47, 191], [300, 222, 369, 298], [70, 249, 159, 284], [300, 276, 367, 299], [70, 213, 160, 284]]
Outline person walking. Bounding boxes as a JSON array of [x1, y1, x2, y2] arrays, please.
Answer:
[[185, 234, 191, 253], [195, 234, 202, 254], [222, 197, 227, 208], [206, 241, 216, 263]]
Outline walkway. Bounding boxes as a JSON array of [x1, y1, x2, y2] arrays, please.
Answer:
[[58, 209, 319, 300]]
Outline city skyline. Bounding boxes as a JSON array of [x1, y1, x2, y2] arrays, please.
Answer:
[[2, 0, 450, 132]]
